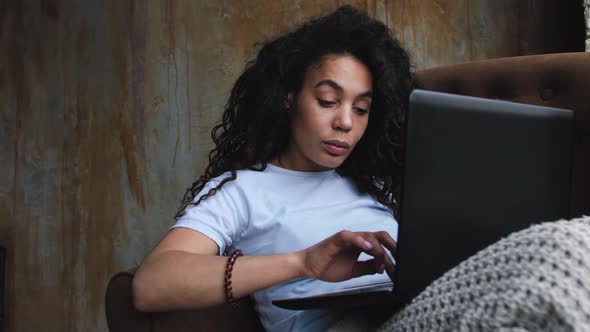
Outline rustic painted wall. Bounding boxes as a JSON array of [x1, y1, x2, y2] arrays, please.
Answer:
[[386, 0, 585, 68], [0, 0, 584, 331]]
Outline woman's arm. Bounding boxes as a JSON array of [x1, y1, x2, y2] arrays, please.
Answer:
[[132, 227, 304, 311], [132, 227, 396, 312]]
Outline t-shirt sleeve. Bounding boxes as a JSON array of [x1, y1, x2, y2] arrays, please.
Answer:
[[170, 178, 246, 255]]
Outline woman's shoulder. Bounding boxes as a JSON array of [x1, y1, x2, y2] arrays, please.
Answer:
[[202, 167, 270, 194], [208, 167, 266, 183]]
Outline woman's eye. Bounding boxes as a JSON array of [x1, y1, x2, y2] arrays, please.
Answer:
[[355, 107, 369, 115], [318, 99, 337, 107]]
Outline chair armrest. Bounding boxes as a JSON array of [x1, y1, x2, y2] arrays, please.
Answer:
[[105, 269, 151, 332], [105, 268, 265, 332]]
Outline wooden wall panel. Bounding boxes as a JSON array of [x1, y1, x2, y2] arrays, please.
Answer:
[[0, 0, 584, 331]]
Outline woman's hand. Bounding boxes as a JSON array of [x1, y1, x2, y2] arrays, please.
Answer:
[[298, 230, 397, 282]]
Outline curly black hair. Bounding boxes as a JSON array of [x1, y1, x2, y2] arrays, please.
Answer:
[[174, 5, 413, 220]]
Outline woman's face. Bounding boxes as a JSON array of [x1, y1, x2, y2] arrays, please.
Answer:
[[278, 54, 373, 171]]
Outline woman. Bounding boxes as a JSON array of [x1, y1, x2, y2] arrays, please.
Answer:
[[132, 5, 413, 331]]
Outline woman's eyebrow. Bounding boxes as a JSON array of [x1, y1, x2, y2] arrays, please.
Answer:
[[357, 91, 373, 99], [315, 79, 343, 92], [314, 79, 372, 98]]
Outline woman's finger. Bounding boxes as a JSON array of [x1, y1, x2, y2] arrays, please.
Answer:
[[374, 231, 397, 254], [359, 232, 395, 276], [334, 231, 394, 273], [346, 232, 373, 252], [332, 230, 370, 250], [361, 233, 387, 269], [370, 231, 396, 279], [350, 259, 384, 278], [382, 248, 396, 280]]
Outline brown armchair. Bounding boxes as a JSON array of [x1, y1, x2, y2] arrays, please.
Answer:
[[105, 52, 590, 332]]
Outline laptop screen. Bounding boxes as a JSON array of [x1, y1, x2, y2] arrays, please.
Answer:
[[394, 89, 574, 304]]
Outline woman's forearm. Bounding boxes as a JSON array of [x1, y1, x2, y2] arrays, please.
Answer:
[[132, 250, 305, 311]]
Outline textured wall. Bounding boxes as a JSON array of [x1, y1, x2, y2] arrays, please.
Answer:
[[386, 0, 585, 68], [0, 0, 584, 331]]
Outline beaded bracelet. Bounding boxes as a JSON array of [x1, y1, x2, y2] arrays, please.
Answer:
[[224, 249, 243, 307]]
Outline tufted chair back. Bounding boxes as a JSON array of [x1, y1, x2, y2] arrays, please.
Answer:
[[415, 52, 590, 218]]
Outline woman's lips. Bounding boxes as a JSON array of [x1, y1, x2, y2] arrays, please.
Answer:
[[322, 140, 350, 155]]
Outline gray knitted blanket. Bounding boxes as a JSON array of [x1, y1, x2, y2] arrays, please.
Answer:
[[329, 216, 590, 332]]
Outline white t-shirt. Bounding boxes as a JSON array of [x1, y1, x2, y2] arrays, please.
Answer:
[[172, 164, 398, 331]]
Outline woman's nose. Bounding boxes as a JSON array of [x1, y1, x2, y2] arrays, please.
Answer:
[[333, 106, 353, 131]]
